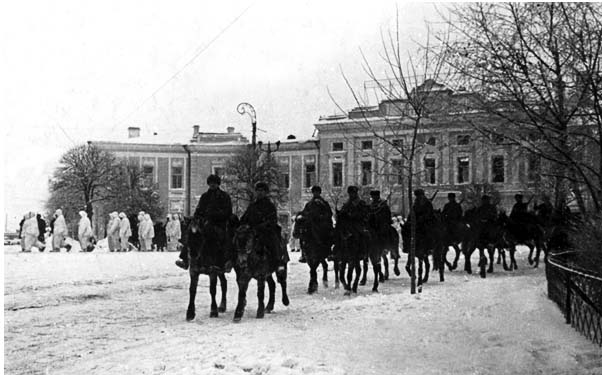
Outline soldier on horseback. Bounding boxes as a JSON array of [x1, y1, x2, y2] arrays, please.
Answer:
[[176, 174, 233, 270], [299, 185, 334, 293], [366, 190, 394, 287], [412, 189, 434, 231], [240, 182, 287, 275], [510, 194, 532, 224]]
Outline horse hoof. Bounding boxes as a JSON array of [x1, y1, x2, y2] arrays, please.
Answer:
[[210, 310, 218, 318], [359, 280, 366, 286], [487, 269, 493, 274], [186, 311, 195, 321], [513, 264, 518, 270], [394, 267, 400, 276], [218, 305, 227, 313], [334, 282, 340, 289], [266, 305, 274, 313], [233, 316, 242, 323], [323, 281, 328, 288], [344, 290, 351, 296], [282, 295, 290, 306], [533, 264, 539, 269], [527, 258, 533, 265], [352, 288, 358, 294], [256, 310, 265, 319], [372, 288, 379, 293]]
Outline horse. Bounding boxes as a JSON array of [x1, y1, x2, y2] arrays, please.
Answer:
[[437, 209, 471, 272], [380, 225, 401, 280], [182, 216, 231, 321], [293, 213, 333, 294], [499, 211, 546, 268], [400, 214, 446, 289], [359, 224, 400, 289], [333, 210, 367, 295], [463, 209, 508, 278], [231, 224, 289, 322]]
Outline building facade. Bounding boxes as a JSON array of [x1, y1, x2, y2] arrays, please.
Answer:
[[93, 84, 541, 232]]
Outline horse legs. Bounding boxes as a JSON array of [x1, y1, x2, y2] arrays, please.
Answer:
[[321, 259, 329, 287], [478, 247, 487, 279], [422, 256, 430, 284], [417, 258, 424, 293], [233, 274, 250, 323], [266, 274, 276, 313], [500, 248, 509, 271], [218, 273, 227, 312], [256, 276, 266, 319], [186, 271, 199, 321], [333, 259, 340, 289], [393, 255, 400, 276], [308, 260, 319, 294], [464, 244, 474, 274], [352, 261, 362, 293], [450, 244, 462, 271], [339, 261, 348, 291], [487, 247, 495, 274], [277, 267, 290, 306], [371, 255, 381, 292], [209, 273, 219, 318], [381, 253, 389, 281], [527, 244, 535, 265], [359, 258, 368, 286], [344, 261, 354, 295]]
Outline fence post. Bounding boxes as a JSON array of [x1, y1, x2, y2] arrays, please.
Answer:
[[565, 272, 571, 324]]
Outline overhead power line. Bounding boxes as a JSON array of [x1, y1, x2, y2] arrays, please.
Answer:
[[108, 2, 256, 134]]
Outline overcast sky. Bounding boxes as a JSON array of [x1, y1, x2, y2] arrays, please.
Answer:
[[2, 0, 443, 229]]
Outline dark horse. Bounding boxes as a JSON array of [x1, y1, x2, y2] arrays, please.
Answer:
[[333, 211, 367, 295], [293, 214, 333, 294], [463, 209, 508, 278], [400, 215, 446, 289], [499, 211, 546, 268], [232, 224, 289, 322], [183, 217, 231, 321], [359, 225, 399, 289]]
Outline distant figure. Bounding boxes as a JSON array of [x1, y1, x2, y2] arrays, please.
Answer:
[[166, 214, 181, 252], [118, 212, 132, 252], [288, 215, 300, 252], [52, 209, 69, 252], [78, 211, 93, 252], [137, 211, 146, 251], [22, 212, 45, 252], [153, 218, 166, 252], [36, 214, 47, 250], [107, 212, 120, 252], [141, 214, 155, 251]]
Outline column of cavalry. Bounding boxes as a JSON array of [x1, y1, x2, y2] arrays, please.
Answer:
[[178, 173, 562, 322]]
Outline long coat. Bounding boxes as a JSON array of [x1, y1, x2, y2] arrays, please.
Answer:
[[52, 215, 68, 250], [78, 216, 93, 251], [300, 196, 333, 262], [22, 216, 40, 251], [190, 188, 234, 274]]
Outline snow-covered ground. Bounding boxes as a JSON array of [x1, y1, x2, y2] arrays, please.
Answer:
[[4, 244, 602, 375]]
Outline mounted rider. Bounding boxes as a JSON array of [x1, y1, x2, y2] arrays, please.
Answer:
[[476, 195, 497, 223], [534, 194, 554, 226], [299, 185, 333, 262], [411, 189, 434, 234], [240, 182, 288, 275], [337, 185, 370, 258], [510, 194, 531, 224], [368, 190, 392, 251], [176, 174, 232, 270], [442, 192, 463, 235]]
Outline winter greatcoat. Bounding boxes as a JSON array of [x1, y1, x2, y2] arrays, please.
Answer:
[[22, 214, 42, 251], [107, 213, 120, 251], [119, 215, 132, 251], [52, 211, 68, 251], [166, 217, 181, 252], [78, 213, 93, 251]]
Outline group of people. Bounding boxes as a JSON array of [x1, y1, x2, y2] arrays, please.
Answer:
[[17, 208, 184, 253]]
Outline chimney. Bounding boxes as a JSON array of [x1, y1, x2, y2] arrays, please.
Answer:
[[227, 126, 235, 134], [192, 125, 200, 139], [128, 126, 140, 138]]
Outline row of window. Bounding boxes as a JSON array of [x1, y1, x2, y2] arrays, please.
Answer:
[[330, 134, 474, 152], [141, 158, 184, 190]]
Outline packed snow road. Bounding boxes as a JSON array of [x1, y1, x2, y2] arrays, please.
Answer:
[[4, 245, 602, 375]]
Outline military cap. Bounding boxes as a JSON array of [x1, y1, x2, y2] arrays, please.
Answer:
[[255, 182, 269, 191], [207, 174, 221, 185], [370, 190, 380, 197], [482, 195, 491, 201], [514, 193, 523, 200], [347, 185, 359, 194], [448, 193, 456, 199], [311, 185, 322, 194]]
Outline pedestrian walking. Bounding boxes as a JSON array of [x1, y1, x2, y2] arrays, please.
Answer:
[[22, 212, 45, 252], [141, 214, 154, 251], [107, 212, 120, 252], [78, 211, 93, 252], [118, 212, 131, 252], [52, 209, 69, 252], [166, 214, 181, 252]]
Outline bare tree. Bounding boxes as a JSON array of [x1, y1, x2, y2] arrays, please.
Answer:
[[438, 3, 602, 213], [328, 10, 451, 294], [222, 146, 286, 216], [48, 144, 116, 224]]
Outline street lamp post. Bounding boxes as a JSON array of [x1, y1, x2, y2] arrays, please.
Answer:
[[237, 102, 257, 149]]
